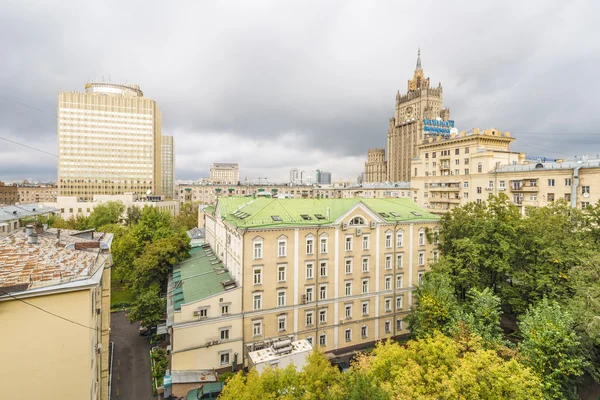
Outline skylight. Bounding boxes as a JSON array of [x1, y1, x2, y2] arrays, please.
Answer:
[[411, 211, 422, 216], [314, 214, 326, 220], [389, 212, 400, 217], [271, 215, 282, 221], [300, 214, 312, 220], [379, 212, 389, 217]]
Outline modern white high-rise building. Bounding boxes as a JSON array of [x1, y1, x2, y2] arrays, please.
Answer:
[[161, 135, 175, 199], [57, 82, 162, 200]]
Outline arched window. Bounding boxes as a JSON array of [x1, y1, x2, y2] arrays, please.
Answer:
[[349, 216, 365, 226]]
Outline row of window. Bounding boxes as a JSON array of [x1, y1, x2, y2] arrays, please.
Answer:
[[251, 272, 425, 310], [425, 148, 470, 159], [253, 229, 433, 260]]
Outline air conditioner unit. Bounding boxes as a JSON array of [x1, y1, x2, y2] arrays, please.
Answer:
[[96, 343, 102, 353], [193, 310, 201, 316], [356, 228, 362, 236], [370, 221, 376, 229], [342, 223, 348, 230], [219, 298, 224, 303]]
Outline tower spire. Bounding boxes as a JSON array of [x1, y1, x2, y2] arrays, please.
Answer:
[[416, 47, 422, 70]]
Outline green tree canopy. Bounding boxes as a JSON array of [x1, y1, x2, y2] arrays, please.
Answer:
[[127, 286, 165, 326], [87, 201, 126, 229]]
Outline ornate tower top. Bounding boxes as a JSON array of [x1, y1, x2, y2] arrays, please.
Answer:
[[407, 48, 429, 92]]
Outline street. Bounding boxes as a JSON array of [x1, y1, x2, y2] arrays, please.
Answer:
[[111, 311, 156, 399]]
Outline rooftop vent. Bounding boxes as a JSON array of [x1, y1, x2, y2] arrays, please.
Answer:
[[300, 214, 312, 220], [27, 233, 38, 245], [221, 279, 237, 290], [389, 212, 400, 217], [271, 215, 282, 222], [314, 214, 326, 220]]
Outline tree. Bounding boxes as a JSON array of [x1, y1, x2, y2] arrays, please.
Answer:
[[130, 234, 190, 294], [405, 272, 457, 338], [87, 201, 125, 229], [519, 298, 589, 400], [358, 333, 543, 400], [174, 202, 199, 231], [126, 206, 142, 226], [127, 286, 165, 326]]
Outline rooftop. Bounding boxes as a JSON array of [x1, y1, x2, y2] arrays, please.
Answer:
[[248, 339, 313, 365], [0, 228, 112, 293], [0, 204, 58, 223], [496, 157, 600, 173], [216, 197, 438, 229], [171, 246, 236, 310], [186, 227, 205, 241]]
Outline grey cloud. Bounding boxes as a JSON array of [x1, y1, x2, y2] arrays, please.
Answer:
[[1, 0, 599, 182]]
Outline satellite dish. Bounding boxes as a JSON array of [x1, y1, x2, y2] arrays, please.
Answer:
[[146, 190, 152, 195]]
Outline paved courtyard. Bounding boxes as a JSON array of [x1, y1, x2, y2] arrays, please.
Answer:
[[110, 311, 156, 399]]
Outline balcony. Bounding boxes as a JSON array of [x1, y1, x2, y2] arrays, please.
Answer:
[[428, 184, 461, 192], [432, 197, 461, 204], [510, 185, 538, 193]]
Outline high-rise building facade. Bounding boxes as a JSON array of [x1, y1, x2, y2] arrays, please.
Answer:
[[316, 170, 332, 184], [57, 82, 162, 200], [364, 148, 387, 183], [387, 50, 451, 182], [161, 135, 175, 198], [209, 163, 239, 184]]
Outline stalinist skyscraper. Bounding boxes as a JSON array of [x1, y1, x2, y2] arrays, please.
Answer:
[[386, 50, 451, 182]]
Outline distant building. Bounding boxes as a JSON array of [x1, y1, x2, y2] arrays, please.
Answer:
[[0, 203, 59, 236], [364, 148, 387, 183], [161, 135, 175, 198], [44, 193, 178, 220], [316, 170, 332, 185], [0, 182, 18, 206], [17, 184, 58, 203], [176, 183, 316, 204], [289, 168, 300, 184], [58, 82, 162, 200], [210, 163, 239, 184], [0, 227, 113, 399]]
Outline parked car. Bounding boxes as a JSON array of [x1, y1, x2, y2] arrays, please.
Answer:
[[186, 382, 224, 399], [139, 325, 149, 336]]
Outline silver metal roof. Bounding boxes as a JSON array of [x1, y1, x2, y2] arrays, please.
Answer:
[[0, 204, 59, 223]]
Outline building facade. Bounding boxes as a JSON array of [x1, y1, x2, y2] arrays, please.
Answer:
[[412, 128, 524, 213], [0, 228, 113, 399], [161, 135, 175, 198], [0, 203, 59, 236], [317, 170, 332, 185], [0, 182, 18, 205], [364, 148, 387, 183], [168, 198, 439, 388], [17, 184, 58, 203], [176, 183, 316, 204], [210, 163, 239, 184], [57, 82, 162, 200], [386, 50, 451, 182]]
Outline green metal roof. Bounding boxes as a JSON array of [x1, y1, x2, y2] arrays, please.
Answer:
[[171, 247, 235, 311], [216, 197, 439, 229]]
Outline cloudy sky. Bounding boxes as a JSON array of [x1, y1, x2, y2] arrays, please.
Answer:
[[1, 0, 599, 183]]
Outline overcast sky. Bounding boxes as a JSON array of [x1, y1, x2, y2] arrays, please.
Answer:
[[1, 0, 599, 183]]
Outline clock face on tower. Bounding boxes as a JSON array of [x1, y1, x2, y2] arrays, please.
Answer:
[[406, 106, 413, 117]]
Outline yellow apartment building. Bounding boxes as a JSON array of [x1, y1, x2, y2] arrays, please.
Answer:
[[168, 197, 440, 394], [0, 227, 112, 400], [17, 184, 58, 203]]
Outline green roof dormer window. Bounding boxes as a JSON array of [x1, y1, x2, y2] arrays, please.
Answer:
[[271, 215, 282, 221], [314, 214, 326, 220], [300, 214, 312, 220]]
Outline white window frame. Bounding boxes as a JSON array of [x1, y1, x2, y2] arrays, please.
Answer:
[[396, 231, 404, 248], [277, 290, 286, 307], [277, 264, 286, 282], [253, 240, 263, 260], [418, 271, 425, 285], [345, 258, 353, 274], [362, 234, 370, 250], [385, 232, 392, 248], [345, 304, 352, 319], [345, 328, 352, 342], [253, 266, 262, 285], [396, 253, 403, 268], [418, 229, 425, 245], [220, 352, 230, 366], [418, 251, 425, 266], [385, 298, 392, 312], [320, 236, 328, 254], [362, 278, 369, 294], [361, 257, 369, 273], [306, 237, 314, 255], [361, 325, 368, 338], [253, 293, 262, 310], [306, 262, 314, 279], [319, 284, 327, 300], [319, 260, 328, 277], [305, 311, 314, 326], [319, 333, 327, 347], [345, 236, 353, 251], [396, 275, 403, 289], [278, 239, 286, 257], [305, 286, 314, 302], [396, 319, 403, 331], [385, 254, 392, 270], [396, 296, 403, 310], [362, 301, 369, 316], [345, 281, 352, 296], [385, 275, 392, 290], [278, 316, 287, 332], [221, 304, 230, 315], [220, 327, 230, 340], [385, 320, 391, 333], [319, 309, 327, 324], [252, 320, 262, 337]]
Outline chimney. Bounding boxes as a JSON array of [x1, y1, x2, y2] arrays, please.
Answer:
[[28, 233, 38, 245], [57, 229, 61, 239], [25, 225, 34, 238]]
